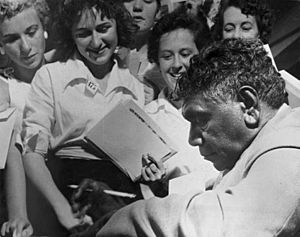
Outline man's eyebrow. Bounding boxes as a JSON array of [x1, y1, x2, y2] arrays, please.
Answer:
[[183, 108, 208, 121]]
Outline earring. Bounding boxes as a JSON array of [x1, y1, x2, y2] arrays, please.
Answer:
[[114, 46, 119, 55], [44, 31, 48, 40], [0, 48, 4, 55]]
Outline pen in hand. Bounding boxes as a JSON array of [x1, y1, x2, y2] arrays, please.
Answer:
[[68, 184, 137, 199]]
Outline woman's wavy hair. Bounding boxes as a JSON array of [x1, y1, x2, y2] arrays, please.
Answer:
[[212, 0, 274, 44], [53, 0, 138, 61], [148, 8, 211, 66], [0, 0, 49, 27]]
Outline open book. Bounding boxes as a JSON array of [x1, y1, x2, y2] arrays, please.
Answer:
[[0, 108, 16, 169], [85, 100, 178, 182]]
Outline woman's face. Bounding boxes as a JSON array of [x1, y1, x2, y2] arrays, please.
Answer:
[[158, 28, 199, 91], [222, 6, 259, 40], [73, 8, 118, 66], [124, 0, 158, 33], [0, 7, 45, 70]]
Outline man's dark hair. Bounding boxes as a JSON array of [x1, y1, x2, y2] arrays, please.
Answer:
[[178, 38, 286, 109], [147, 8, 211, 65], [212, 0, 274, 44]]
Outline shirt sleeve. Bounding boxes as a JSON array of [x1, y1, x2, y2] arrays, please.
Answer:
[[22, 66, 55, 157], [0, 75, 9, 112], [97, 148, 300, 237]]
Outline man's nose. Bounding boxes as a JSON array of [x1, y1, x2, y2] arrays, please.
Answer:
[[189, 126, 203, 147]]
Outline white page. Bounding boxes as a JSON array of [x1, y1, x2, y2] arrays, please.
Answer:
[[280, 70, 300, 108]]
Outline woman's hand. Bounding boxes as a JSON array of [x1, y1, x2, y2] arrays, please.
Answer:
[[140, 154, 166, 183], [56, 202, 92, 231], [1, 217, 33, 237], [71, 179, 126, 221]]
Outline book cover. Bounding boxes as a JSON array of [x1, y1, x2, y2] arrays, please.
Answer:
[[85, 99, 178, 182]]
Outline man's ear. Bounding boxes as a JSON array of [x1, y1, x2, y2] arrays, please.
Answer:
[[238, 86, 260, 128]]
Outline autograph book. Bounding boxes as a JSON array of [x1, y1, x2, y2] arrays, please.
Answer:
[[85, 100, 178, 181]]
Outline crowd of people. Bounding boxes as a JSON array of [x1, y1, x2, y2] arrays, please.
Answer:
[[0, 0, 299, 237]]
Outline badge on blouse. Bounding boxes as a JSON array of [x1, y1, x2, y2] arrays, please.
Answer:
[[85, 80, 99, 96]]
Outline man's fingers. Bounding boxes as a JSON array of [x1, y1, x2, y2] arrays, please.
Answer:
[[145, 166, 157, 181], [141, 167, 150, 182]]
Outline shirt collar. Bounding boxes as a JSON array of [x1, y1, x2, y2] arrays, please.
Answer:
[[146, 88, 182, 116], [63, 58, 141, 100]]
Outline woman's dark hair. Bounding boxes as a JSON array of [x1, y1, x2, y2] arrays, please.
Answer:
[[212, 0, 274, 44], [53, 0, 137, 61], [120, 0, 161, 10], [148, 8, 211, 65]]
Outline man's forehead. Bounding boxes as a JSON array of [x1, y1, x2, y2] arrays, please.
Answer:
[[182, 95, 211, 117]]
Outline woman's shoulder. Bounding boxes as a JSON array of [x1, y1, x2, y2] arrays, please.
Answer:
[[35, 59, 87, 84]]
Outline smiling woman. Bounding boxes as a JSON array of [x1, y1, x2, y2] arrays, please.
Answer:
[[21, 0, 146, 233], [212, 0, 273, 44]]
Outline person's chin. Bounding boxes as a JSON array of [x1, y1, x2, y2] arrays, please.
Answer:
[[88, 55, 111, 66], [21, 59, 41, 70], [204, 153, 225, 171]]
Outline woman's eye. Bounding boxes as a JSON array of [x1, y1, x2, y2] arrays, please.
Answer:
[[160, 54, 172, 60], [144, 0, 154, 3], [2, 36, 19, 44], [75, 30, 91, 38], [27, 29, 37, 37], [26, 25, 38, 37], [241, 23, 253, 31], [224, 26, 233, 32], [96, 25, 111, 33], [181, 50, 192, 58]]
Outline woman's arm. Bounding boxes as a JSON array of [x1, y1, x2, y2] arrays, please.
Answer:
[[21, 66, 80, 230], [2, 132, 33, 237], [23, 151, 80, 230]]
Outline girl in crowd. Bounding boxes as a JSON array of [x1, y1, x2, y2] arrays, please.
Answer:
[[121, 0, 165, 101], [0, 0, 50, 235], [22, 0, 145, 232], [213, 0, 273, 43]]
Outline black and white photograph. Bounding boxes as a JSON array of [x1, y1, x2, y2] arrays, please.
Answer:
[[0, 0, 299, 236]]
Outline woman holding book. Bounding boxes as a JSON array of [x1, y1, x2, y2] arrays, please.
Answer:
[[69, 10, 220, 236], [0, 0, 51, 235], [21, 0, 145, 232]]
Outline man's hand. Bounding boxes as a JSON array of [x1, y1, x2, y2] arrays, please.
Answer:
[[1, 217, 33, 237], [140, 154, 166, 183]]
